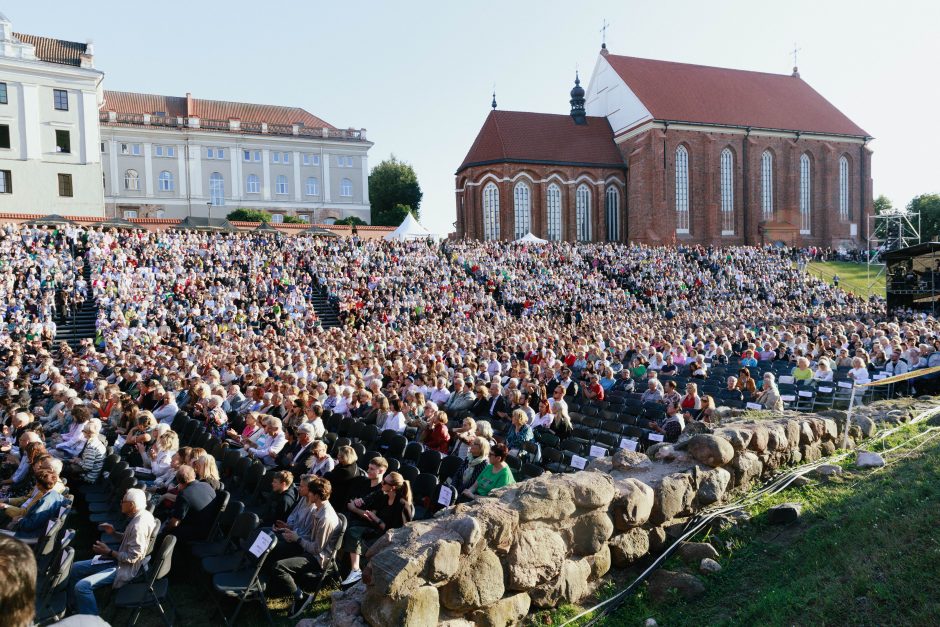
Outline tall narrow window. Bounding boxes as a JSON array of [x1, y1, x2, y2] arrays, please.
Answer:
[[55, 130, 70, 153], [305, 177, 320, 196], [576, 184, 592, 242], [57, 173, 73, 197], [0, 83, 7, 105], [158, 171, 174, 192], [246, 174, 259, 194], [513, 182, 531, 239], [800, 153, 812, 234], [839, 156, 849, 221], [53, 89, 68, 111], [0, 170, 11, 193], [276, 175, 288, 195], [340, 178, 353, 197], [209, 172, 224, 206], [605, 185, 620, 241], [0, 125, 10, 149], [675, 145, 690, 233], [720, 148, 734, 235], [546, 183, 562, 241], [482, 182, 500, 241], [761, 150, 774, 221], [124, 169, 140, 191]]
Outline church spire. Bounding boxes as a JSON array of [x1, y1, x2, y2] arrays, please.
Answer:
[[491, 89, 497, 110], [570, 72, 586, 125]]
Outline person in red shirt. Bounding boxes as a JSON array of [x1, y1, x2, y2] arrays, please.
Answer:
[[584, 375, 605, 402], [422, 411, 451, 454]]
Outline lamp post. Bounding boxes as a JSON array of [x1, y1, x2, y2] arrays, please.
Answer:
[[207, 201, 212, 222]]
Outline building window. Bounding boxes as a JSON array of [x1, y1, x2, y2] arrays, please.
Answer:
[[131, 144, 141, 156], [340, 178, 353, 197], [243, 150, 251, 162], [800, 153, 812, 234], [482, 182, 500, 240], [337, 155, 344, 167], [0, 170, 11, 193], [839, 156, 850, 221], [246, 174, 260, 194], [253, 150, 261, 162], [305, 177, 320, 196], [53, 89, 68, 111], [276, 175, 289, 195], [153, 209, 165, 218], [209, 172, 225, 206], [675, 145, 690, 233], [576, 184, 592, 242], [167, 146, 175, 157], [299, 214, 310, 223], [100, 142, 105, 153], [124, 169, 140, 191], [207, 148, 214, 159], [720, 148, 734, 235], [513, 182, 531, 239], [347, 156, 354, 167], [546, 183, 562, 241], [155, 145, 164, 157], [283, 152, 290, 164], [0, 125, 9, 149], [57, 173, 73, 197], [605, 185, 620, 241], [0, 82, 7, 105], [55, 130, 70, 153], [303, 154, 320, 166], [121, 143, 129, 155], [761, 150, 774, 221], [271, 213, 284, 224], [123, 209, 138, 219], [158, 171, 174, 192], [273, 152, 281, 164], [154, 145, 174, 158]]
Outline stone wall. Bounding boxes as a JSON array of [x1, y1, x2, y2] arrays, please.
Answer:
[[324, 398, 935, 627]]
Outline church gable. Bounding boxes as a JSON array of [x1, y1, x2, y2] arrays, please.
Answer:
[[584, 54, 653, 136]]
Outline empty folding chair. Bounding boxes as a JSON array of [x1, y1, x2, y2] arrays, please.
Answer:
[[190, 504, 250, 560], [111, 535, 178, 627], [402, 442, 423, 466], [34, 545, 75, 624], [398, 464, 419, 483], [417, 450, 443, 475], [437, 455, 464, 483], [211, 528, 279, 626]]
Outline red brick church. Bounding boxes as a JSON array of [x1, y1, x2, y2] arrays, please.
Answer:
[[455, 45, 872, 248]]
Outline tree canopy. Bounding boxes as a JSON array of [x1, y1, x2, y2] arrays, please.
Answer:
[[334, 216, 368, 226], [908, 193, 940, 242], [368, 156, 423, 226], [873, 195, 893, 214], [226, 208, 270, 223]]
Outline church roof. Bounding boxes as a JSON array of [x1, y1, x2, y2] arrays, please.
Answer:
[[457, 110, 623, 173], [605, 55, 869, 137], [13, 32, 87, 67], [101, 91, 335, 129]]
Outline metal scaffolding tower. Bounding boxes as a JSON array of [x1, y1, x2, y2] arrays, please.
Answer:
[[868, 210, 920, 296]]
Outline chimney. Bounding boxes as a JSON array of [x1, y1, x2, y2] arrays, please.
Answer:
[[186, 92, 194, 116], [80, 39, 94, 68]]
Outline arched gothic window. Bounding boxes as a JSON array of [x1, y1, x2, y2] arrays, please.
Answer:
[[576, 184, 591, 242], [513, 182, 531, 239], [675, 146, 689, 233], [605, 185, 620, 241], [482, 182, 500, 240], [839, 156, 850, 221], [546, 183, 562, 241], [761, 150, 774, 221], [800, 154, 812, 234], [720, 149, 734, 234]]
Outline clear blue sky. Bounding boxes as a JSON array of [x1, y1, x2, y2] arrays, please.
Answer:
[[9, 0, 939, 234]]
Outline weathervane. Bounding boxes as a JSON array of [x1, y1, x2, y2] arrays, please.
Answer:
[[791, 42, 802, 68], [600, 19, 609, 46]]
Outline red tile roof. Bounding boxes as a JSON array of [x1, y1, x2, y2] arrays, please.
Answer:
[[14, 32, 87, 67], [101, 90, 335, 129], [457, 110, 623, 173], [605, 55, 868, 137]]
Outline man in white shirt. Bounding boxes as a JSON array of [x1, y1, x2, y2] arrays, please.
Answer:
[[247, 417, 287, 467]]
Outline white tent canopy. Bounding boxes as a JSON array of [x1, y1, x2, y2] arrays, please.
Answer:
[[516, 232, 548, 244], [384, 213, 438, 241]]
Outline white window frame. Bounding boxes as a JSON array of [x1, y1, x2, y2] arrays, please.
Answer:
[[276, 175, 289, 195], [546, 183, 562, 241], [576, 184, 592, 242], [305, 177, 319, 196], [158, 170, 174, 192], [167, 146, 175, 157], [209, 172, 225, 206], [839, 156, 849, 222], [271, 213, 284, 224], [605, 185, 620, 241], [283, 152, 290, 164], [243, 150, 252, 162], [675, 146, 690, 233], [273, 152, 281, 164], [131, 144, 142, 156], [761, 150, 774, 221], [124, 169, 140, 191], [207, 147, 214, 159], [299, 214, 310, 223], [246, 174, 260, 194], [720, 148, 734, 235], [482, 182, 500, 241], [800, 153, 812, 234], [513, 182, 531, 239], [154, 145, 164, 157], [122, 209, 138, 219], [254, 150, 261, 162], [340, 178, 353, 197], [121, 143, 129, 155]]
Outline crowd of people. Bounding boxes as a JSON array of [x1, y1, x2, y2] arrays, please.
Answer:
[[2, 221, 938, 624]]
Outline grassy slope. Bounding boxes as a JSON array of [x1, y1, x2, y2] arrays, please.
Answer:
[[599, 422, 940, 627], [806, 260, 886, 298]]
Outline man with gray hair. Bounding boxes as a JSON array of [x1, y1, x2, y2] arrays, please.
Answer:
[[68, 488, 158, 615]]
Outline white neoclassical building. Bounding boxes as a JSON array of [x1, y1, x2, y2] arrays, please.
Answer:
[[0, 13, 105, 216], [99, 91, 372, 223]]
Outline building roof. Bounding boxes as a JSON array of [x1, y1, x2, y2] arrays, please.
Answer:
[[457, 110, 623, 173], [13, 32, 87, 67], [604, 54, 869, 137], [102, 90, 335, 129]]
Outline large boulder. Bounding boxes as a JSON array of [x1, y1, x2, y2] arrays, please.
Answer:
[[361, 584, 440, 627], [500, 479, 576, 523], [784, 419, 802, 448], [467, 501, 519, 554], [676, 541, 719, 565], [647, 570, 705, 603], [427, 540, 462, 583], [730, 451, 763, 488], [716, 427, 752, 451], [747, 425, 770, 453], [506, 526, 566, 590], [695, 466, 731, 505], [568, 510, 614, 556], [686, 434, 735, 467], [799, 421, 816, 445], [367, 546, 430, 599], [653, 472, 696, 522], [609, 527, 650, 567], [647, 526, 668, 553], [467, 592, 531, 627], [767, 502, 802, 525], [611, 449, 652, 472], [440, 550, 505, 612], [610, 478, 655, 530], [765, 423, 789, 452], [529, 558, 593, 608], [568, 471, 617, 509], [855, 416, 876, 438], [587, 544, 611, 580]]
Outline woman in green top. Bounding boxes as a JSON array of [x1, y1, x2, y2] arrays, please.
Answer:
[[791, 357, 814, 383], [462, 443, 515, 499]]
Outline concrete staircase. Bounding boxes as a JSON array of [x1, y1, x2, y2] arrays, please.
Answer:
[[54, 263, 98, 350], [310, 285, 340, 329]]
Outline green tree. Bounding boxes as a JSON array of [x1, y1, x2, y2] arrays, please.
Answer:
[[226, 208, 270, 223], [334, 216, 367, 226], [908, 193, 940, 242], [282, 215, 306, 224], [368, 155, 422, 226], [873, 194, 893, 214]]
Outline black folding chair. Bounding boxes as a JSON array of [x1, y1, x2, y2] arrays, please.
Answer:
[[211, 528, 279, 626], [34, 546, 74, 624], [111, 535, 178, 626]]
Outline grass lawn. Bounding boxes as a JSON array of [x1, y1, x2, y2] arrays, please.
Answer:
[[597, 421, 940, 627], [805, 260, 885, 298]]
